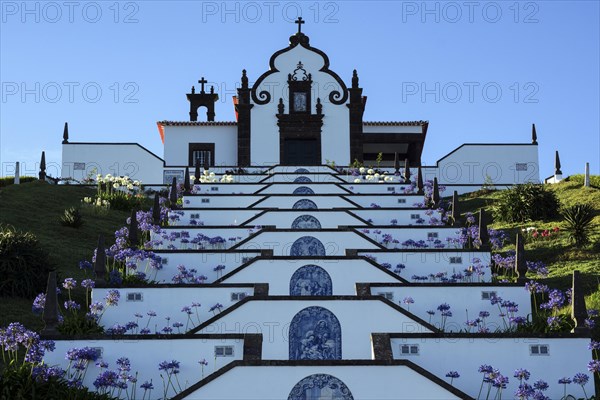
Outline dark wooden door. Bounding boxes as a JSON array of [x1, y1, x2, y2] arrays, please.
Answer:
[[282, 139, 320, 165]]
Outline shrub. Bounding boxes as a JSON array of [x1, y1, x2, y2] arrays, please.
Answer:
[[0, 176, 37, 188], [562, 203, 595, 247], [491, 183, 560, 223], [0, 225, 54, 298], [60, 207, 84, 228]]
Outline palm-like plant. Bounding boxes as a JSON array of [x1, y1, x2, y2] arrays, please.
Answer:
[[562, 204, 595, 247]]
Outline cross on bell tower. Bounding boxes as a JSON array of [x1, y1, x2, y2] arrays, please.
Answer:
[[295, 17, 305, 33], [198, 77, 208, 93], [186, 75, 219, 121]]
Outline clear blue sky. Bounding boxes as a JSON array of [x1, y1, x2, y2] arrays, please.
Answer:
[[1, 1, 598, 179]]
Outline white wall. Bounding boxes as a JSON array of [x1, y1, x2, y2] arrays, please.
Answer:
[[221, 258, 400, 294], [259, 183, 347, 194], [358, 250, 492, 283], [363, 227, 464, 249], [435, 144, 540, 185], [197, 299, 432, 359], [170, 209, 264, 226], [260, 173, 342, 183], [391, 337, 590, 400], [133, 251, 260, 283], [247, 211, 364, 228], [237, 231, 382, 255], [374, 285, 531, 332], [353, 209, 436, 225], [163, 125, 237, 166], [44, 337, 245, 400], [93, 286, 256, 332], [255, 196, 358, 209], [62, 143, 163, 183], [250, 45, 350, 165], [186, 365, 461, 399]]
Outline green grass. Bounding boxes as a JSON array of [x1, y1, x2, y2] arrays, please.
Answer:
[[460, 178, 600, 308], [0, 181, 129, 329]]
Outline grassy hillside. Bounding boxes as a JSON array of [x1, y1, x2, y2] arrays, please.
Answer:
[[0, 181, 129, 329], [460, 175, 600, 310]]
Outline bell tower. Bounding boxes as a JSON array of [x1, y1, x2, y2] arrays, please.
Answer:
[[186, 76, 219, 121]]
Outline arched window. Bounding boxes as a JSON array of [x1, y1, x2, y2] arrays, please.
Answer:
[[288, 374, 354, 400]]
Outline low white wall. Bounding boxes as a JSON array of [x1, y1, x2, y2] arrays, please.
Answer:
[[184, 195, 264, 208], [340, 182, 413, 194], [170, 209, 264, 226], [374, 285, 531, 332], [255, 196, 358, 209], [258, 183, 347, 194], [186, 365, 461, 399], [44, 337, 244, 400], [363, 227, 463, 249], [152, 228, 252, 250], [391, 337, 590, 400], [260, 173, 342, 183], [237, 231, 381, 255], [358, 251, 492, 283], [192, 184, 265, 194], [221, 259, 400, 295], [435, 144, 540, 185], [352, 209, 433, 225], [269, 166, 336, 173], [62, 143, 164, 183], [197, 299, 433, 359], [133, 252, 260, 283], [247, 211, 364, 228], [93, 286, 256, 332], [349, 195, 426, 208]]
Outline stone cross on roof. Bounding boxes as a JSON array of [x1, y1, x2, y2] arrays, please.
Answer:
[[198, 77, 208, 93], [295, 17, 305, 33]]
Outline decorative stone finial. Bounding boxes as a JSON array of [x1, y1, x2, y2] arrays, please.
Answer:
[[515, 233, 527, 283], [394, 152, 400, 174], [191, 86, 195, 94], [278, 98, 284, 114], [241, 69, 248, 89], [316, 98, 322, 115], [152, 193, 161, 225], [531, 123, 537, 145], [404, 159, 411, 184], [571, 270, 589, 334], [41, 271, 59, 335], [352, 69, 359, 89], [128, 208, 138, 248], [555, 150, 562, 175], [194, 163, 201, 184], [417, 166, 424, 195], [94, 234, 106, 282], [62, 122, 69, 144], [289, 17, 309, 46], [203, 159, 210, 171], [432, 177, 440, 206], [39, 151, 46, 180], [478, 209, 489, 246], [183, 166, 191, 195], [451, 190, 459, 226], [14, 162, 20, 185], [169, 177, 178, 208]]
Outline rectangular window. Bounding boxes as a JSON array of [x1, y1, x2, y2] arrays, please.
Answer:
[[74, 162, 86, 170], [210, 187, 219, 192], [161, 258, 168, 265], [400, 344, 419, 355], [190, 213, 200, 219], [189, 143, 215, 167], [449, 257, 463, 264], [530, 344, 549, 355], [376, 292, 394, 301], [231, 292, 247, 301], [481, 291, 497, 300], [215, 346, 234, 357], [387, 187, 395, 192], [126, 292, 143, 302], [410, 214, 420, 219], [516, 163, 528, 171], [397, 199, 406, 204], [427, 232, 439, 239], [201, 198, 210, 204]]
